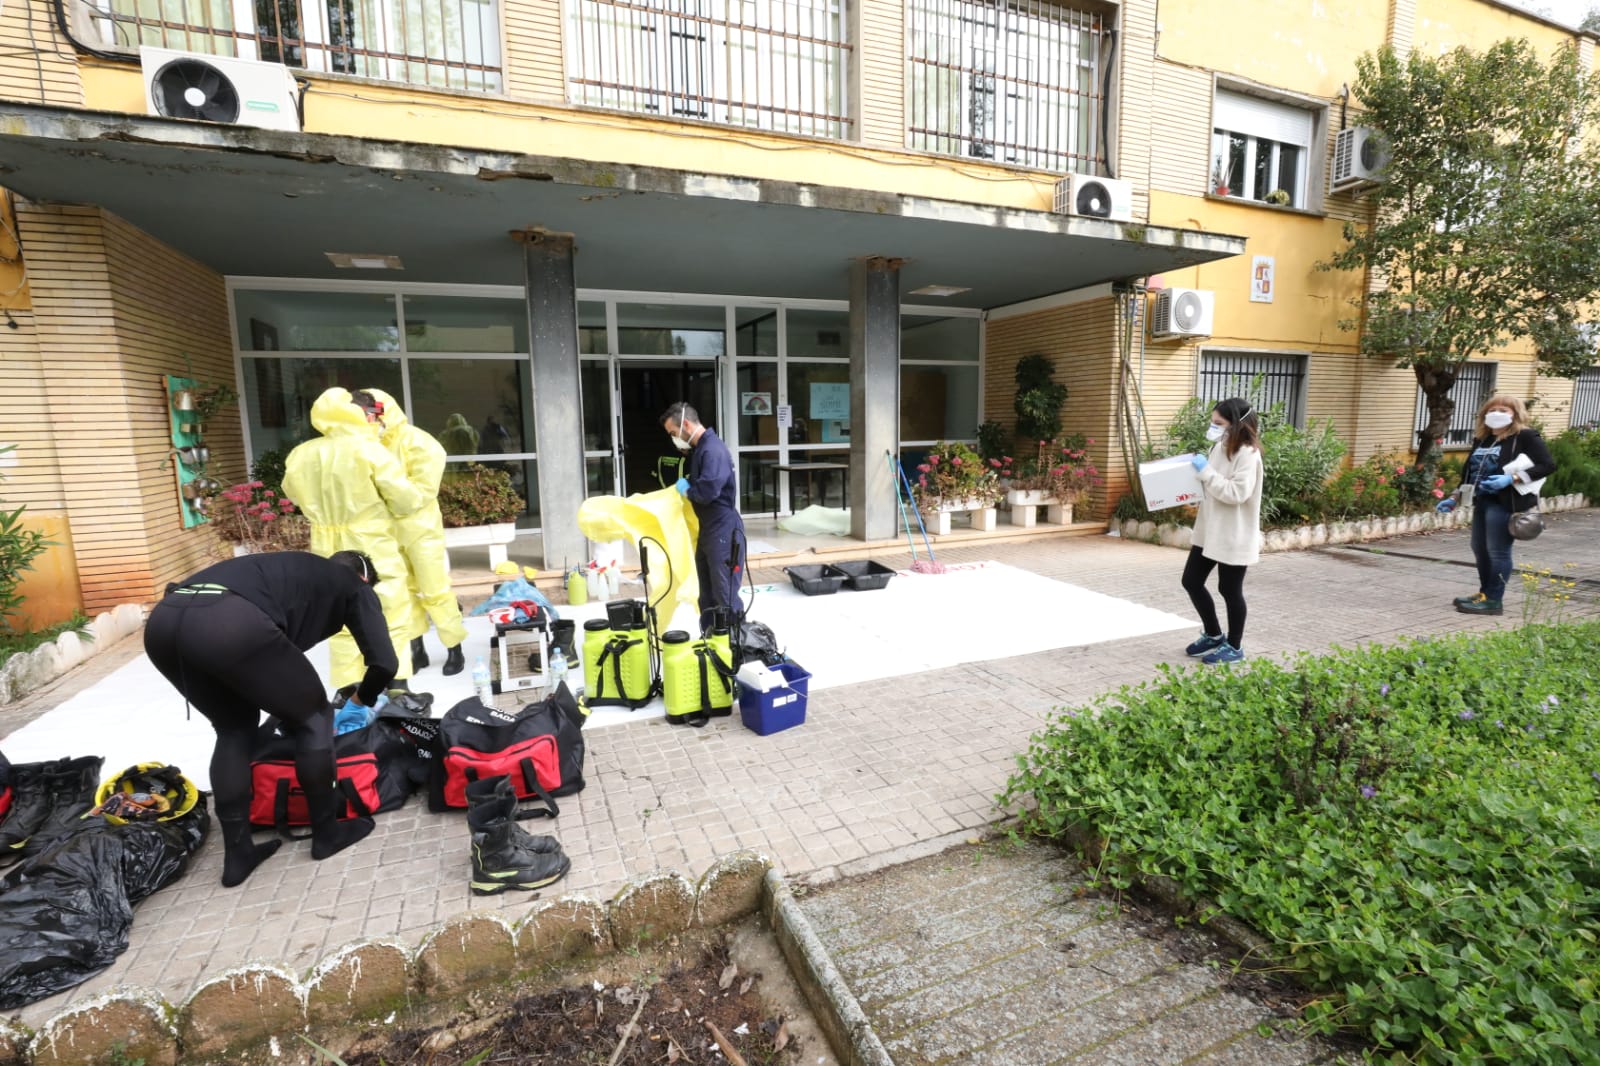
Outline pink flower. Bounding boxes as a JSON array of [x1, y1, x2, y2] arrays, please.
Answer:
[[952, 457, 963, 466], [928, 455, 939, 466], [1432, 489, 1445, 498], [1377, 476, 1388, 485], [278, 499, 296, 511], [1395, 465, 1406, 474], [917, 464, 931, 473], [918, 475, 927, 487], [1434, 477, 1445, 487], [263, 490, 275, 498], [260, 511, 277, 522], [1002, 456, 1013, 463]]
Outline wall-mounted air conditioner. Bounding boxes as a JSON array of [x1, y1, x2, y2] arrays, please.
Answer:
[[141, 46, 301, 132], [1149, 288, 1215, 340], [1052, 173, 1134, 222], [1330, 126, 1387, 193]]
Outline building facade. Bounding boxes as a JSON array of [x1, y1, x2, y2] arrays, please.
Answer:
[[0, 0, 1594, 621]]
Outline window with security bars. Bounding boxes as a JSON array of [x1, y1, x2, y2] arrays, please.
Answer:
[[907, 0, 1109, 172], [1416, 363, 1496, 449], [1198, 351, 1307, 428], [1570, 368, 1600, 428], [567, 0, 850, 139], [87, 0, 502, 91]]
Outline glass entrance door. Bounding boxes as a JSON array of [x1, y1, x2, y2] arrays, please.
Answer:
[[616, 360, 718, 495]]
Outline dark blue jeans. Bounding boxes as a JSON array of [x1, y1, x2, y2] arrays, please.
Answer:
[[1470, 495, 1515, 601]]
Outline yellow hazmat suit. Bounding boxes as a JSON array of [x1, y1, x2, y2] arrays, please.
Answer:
[[438, 413, 479, 458], [577, 487, 701, 625], [283, 388, 423, 688], [367, 389, 468, 650]]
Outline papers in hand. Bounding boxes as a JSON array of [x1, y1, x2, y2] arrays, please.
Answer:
[[1502, 453, 1544, 497]]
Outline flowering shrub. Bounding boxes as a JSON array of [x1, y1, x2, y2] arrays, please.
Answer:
[[1323, 453, 1448, 519], [438, 463, 526, 527], [209, 481, 309, 552], [911, 442, 1001, 511], [1010, 438, 1102, 506]]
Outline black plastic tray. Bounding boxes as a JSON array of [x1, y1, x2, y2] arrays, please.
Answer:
[[785, 564, 847, 596], [831, 559, 895, 591]]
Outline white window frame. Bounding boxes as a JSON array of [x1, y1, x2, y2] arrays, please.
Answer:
[[1210, 84, 1324, 211]]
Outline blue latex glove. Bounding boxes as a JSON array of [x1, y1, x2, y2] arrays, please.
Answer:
[[1189, 453, 1208, 473], [1436, 497, 1457, 513], [1480, 473, 1513, 491], [334, 698, 373, 736], [675, 476, 690, 497]]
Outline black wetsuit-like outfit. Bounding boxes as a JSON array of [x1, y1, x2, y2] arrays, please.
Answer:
[[143, 551, 397, 886]]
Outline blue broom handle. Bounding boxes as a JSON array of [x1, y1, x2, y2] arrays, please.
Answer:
[[896, 460, 938, 557], [886, 451, 919, 560]]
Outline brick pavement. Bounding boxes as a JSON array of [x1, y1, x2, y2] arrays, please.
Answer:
[[5, 508, 1598, 1032]]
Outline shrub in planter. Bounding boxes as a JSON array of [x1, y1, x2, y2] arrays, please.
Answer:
[[1543, 425, 1600, 500], [911, 442, 1001, 511], [438, 463, 526, 528], [210, 481, 310, 553]]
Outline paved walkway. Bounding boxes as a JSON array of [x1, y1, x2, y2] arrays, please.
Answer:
[[4, 509, 1598, 1043]]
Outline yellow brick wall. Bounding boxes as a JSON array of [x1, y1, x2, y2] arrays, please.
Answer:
[[0, 0, 84, 106], [16, 203, 239, 613]]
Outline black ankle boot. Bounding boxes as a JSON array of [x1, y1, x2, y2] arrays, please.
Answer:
[[469, 806, 569, 896], [217, 815, 281, 887], [411, 636, 429, 673], [442, 644, 466, 676]]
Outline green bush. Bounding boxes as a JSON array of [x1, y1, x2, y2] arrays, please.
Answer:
[[1002, 622, 1600, 1064], [0, 446, 51, 634], [1163, 397, 1346, 525], [1543, 426, 1600, 500], [1323, 452, 1452, 519], [438, 463, 526, 527], [250, 448, 291, 499]]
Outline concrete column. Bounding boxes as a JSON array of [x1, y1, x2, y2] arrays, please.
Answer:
[[516, 228, 588, 569], [848, 256, 902, 541]]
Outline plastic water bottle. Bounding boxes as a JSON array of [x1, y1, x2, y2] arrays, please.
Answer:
[[548, 645, 568, 688], [472, 656, 492, 704]]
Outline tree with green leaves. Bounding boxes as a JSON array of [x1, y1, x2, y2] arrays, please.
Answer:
[[1321, 39, 1600, 458]]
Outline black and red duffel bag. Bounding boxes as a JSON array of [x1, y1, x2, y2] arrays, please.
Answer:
[[249, 713, 433, 833], [429, 683, 587, 818]]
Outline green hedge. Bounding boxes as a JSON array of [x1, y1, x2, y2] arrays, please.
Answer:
[[1002, 622, 1600, 1064]]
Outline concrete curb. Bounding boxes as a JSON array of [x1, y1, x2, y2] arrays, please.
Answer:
[[762, 868, 895, 1066], [0, 603, 147, 706], [1118, 494, 1592, 551]]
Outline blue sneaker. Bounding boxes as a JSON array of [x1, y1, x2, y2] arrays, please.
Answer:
[[1185, 632, 1226, 657], [1201, 642, 1244, 665]]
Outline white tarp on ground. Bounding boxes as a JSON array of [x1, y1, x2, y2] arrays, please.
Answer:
[[0, 561, 1193, 788]]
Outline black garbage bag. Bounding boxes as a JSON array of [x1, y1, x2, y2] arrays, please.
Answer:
[[0, 793, 209, 1009]]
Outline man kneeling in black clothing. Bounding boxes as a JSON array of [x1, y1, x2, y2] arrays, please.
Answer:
[[144, 550, 396, 887]]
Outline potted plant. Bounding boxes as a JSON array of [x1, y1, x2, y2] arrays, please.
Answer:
[[911, 442, 1002, 513], [438, 463, 527, 568], [1212, 155, 1233, 197], [1013, 354, 1068, 452], [209, 480, 310, 555], [1035, 439, 1102, 523], [1265, 188, 1291, 206]]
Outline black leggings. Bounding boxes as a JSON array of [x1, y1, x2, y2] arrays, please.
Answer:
[[1181, 545, 1248, 649], [144, 591, 334, 826]]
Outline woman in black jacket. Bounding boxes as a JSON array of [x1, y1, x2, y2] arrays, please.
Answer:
[[1436, 394, 1556, 616], [143, 550, 397, 886]]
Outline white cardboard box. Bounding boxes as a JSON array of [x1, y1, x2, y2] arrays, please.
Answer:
[[1140, 454, 1205, 511]]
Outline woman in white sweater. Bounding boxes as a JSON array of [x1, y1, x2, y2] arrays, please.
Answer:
[[1180, 398, 1264, 665]]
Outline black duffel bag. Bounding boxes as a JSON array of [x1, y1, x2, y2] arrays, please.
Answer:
[[428, 683, 587, 818]]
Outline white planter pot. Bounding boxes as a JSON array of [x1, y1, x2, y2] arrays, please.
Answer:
[[1004, 489, 1058, 507], [443, 521, 519, 567]]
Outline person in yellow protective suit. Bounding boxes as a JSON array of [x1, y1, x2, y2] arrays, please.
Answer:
[[438, 413, 479, 460], [283, 387, 424, 692], [365, 389, 469, 677]]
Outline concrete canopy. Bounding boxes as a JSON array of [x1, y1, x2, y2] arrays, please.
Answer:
[[0, 105, 1245, 306]]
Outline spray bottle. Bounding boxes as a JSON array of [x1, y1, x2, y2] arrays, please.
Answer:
[[565, 560, 587, 606]]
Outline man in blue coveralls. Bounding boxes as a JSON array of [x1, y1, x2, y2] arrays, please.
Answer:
[[661, 402, 746, 632]]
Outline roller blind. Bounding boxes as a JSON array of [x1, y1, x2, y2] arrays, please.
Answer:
[[1213, 89, 1313, 147]]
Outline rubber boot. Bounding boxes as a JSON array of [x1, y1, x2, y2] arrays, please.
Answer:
[[466, 775, 561, 855], [0, 759, 57, 856], [442, 644, 465, 677], [411, 636, 430, 673], [468, 780, 570, 896], [216, 814, 281, 888], [305, 783, 374, 861]]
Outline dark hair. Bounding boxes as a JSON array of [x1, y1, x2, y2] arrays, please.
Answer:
[[1213, 397, 1262, 459], [329, 550, 381, 586], [660, 402, 699, 428]]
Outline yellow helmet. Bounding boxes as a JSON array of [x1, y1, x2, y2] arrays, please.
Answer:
[[92, 763, 201, 825]]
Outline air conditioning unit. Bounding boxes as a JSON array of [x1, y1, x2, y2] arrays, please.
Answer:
[[1053, 173, 1134, 222], [1149, 288, 1215, 340], [1330, 126, 1387, 193], [141, 47, 300, 132]]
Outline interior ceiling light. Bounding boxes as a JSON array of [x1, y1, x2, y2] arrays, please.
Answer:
[[325, 252, 404, 270], [909, 284, 971, 297]]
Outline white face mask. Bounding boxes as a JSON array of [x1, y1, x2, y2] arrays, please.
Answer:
[[669, 426, 692, 452], [1205, 424, 1226, 442], [1484, 411, 1513, 430]]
